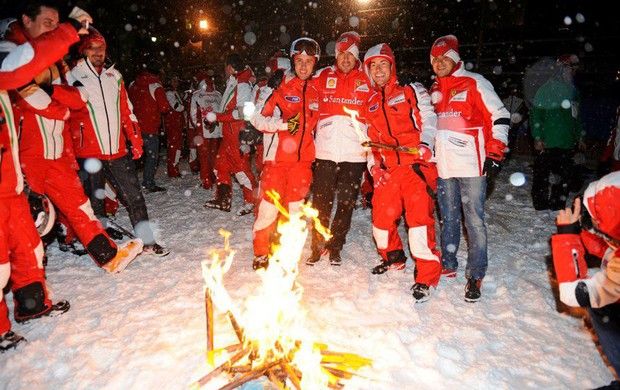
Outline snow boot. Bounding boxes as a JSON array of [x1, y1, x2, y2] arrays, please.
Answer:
[[13, 282, 70, 324], [236, 202, 254, 216], [0, 331, 26, 352], [306, 248, 327, 266], [143, 243, 170, 257], [371, 250, 406, 275], [105, 226, 125, 240], [329, 249, 342, 266], [253, 255, 269, 271], [204, 184, 232, 212], [58, 238, 88, 256], [411, 283, 431, 303], [464, 278, 482, 302], [101, 239, 144, 274]]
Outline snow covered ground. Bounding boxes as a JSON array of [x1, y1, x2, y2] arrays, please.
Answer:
[[1, 156, 614, 389]]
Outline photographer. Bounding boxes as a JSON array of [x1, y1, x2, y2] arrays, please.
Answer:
[[553, 172, 620, 386]]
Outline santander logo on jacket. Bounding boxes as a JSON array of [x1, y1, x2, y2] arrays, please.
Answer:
[[66, 57, 140, 160], [430, 61, 509, 178], [250, 71, 319, 163], [313, 65, 372, 163]]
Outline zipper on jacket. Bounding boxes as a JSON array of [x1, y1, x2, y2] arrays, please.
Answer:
[[297, 80, 307, 162], [80, 123, 84, 148], [381, 88, 401, 165], [87, 61, 114, 155], [51, 119, 57, 160]]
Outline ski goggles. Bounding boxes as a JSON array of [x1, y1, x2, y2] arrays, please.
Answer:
[[290, 37, 320, 60]]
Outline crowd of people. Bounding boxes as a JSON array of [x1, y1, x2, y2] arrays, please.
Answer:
[[1, 2, 618, 386]]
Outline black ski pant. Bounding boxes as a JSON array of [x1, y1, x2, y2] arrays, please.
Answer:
[[77, 154, 155, 245], [531, 148, 574, 210], [310, 159, 366, 254]]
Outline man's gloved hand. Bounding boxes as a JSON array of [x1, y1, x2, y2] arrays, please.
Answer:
[[268, 69, 284, 89], [416, 144, 432, 162], [482, 157, 501, 181], [371, 165, 390, 188], [287, 113, 301, 135]]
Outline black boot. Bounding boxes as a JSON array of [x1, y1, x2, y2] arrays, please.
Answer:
[[204, 184, 232, 212], [13, 282, 70, 323], [371, 250, 407, 275]]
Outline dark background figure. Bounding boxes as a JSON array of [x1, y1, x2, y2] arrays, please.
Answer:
[[530, 54, 586, 211]]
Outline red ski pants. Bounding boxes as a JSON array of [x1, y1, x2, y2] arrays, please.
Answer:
[[371, 165, 441, 286], [0, 194, 48, 334], [187, 126, 200, 171], [196, 136, 221, 190], [213, 134, 256, 204], [21, 158, 115, 261], [166, 119, 184, 177], [253, 161, 312, 256]]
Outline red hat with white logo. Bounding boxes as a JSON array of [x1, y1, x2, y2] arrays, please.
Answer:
[[78, 27, 106, 54], [335, 31, 361, 60], [583, 171, 620, 242], [430, 35, 460, 64]]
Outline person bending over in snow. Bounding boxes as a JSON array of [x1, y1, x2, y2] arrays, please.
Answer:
[[553, 172, 620, 387]]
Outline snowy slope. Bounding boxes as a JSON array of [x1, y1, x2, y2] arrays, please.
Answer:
[[0, 157, 614, 389]]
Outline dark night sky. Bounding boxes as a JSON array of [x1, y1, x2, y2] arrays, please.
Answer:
[[2, 0, 619, 137]]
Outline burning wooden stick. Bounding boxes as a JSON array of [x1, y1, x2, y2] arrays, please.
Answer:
[[361, 140, 419, 155], [193, 346, 250, 387], [218, 359, 284, 390], [205, 287, 214, 363], [280, 362, 301, 390]]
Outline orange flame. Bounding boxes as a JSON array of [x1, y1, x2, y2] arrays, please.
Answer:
[[201, 194, 331, 387]]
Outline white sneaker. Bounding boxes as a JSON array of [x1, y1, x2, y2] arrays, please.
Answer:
[[236, 202, 254, 216], [102, 239, 144, 274]]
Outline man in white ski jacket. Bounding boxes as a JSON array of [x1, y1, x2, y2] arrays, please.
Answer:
[[429, 35, 510, 302], [307, 31, 372, 266], [189, 76, 222, 190]]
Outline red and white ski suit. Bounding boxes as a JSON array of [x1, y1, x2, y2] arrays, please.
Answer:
[[6, 23, 117, 268], [313, 65, 371, 163], [127, 72, 171, 135], [363, 44, 441, 287], [250, 78, 269, 173], [66, 57, 142, 161], [164, 88, 186, 177], [212, 67, 257, 203], [430, 61, 509, 179], [0, 23, 79, 333], [189, 80, 222, 189], [250, 72, 319, 256]]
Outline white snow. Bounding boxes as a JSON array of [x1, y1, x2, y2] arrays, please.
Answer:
[[1, 157, 614, 389]]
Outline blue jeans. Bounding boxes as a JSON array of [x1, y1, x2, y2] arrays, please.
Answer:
[[588, 303, 620, 375], [142, 134, 160, 189], [437, 176, 487, 280]]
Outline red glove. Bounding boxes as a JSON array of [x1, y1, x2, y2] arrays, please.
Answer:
[[131, 144, 143, 160], [416, 144, 432, 162], [371, 165, 390, 188], [486, 139, 506, 160]]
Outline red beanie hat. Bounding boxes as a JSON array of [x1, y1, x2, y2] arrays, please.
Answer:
[[335, 31, 361, 60], [583, 171, 620, 242], [430, 35, 460, 64], [78, 27, 106, 54]]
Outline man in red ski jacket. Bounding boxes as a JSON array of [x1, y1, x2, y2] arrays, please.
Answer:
[[308, 31, 372, 266], [249, 37, 320, 270], [128, 62, 171, 192], [0, 3, 88, 351], [363, 43, 441, 303], [204, 54, 257, 216], [6, 6, 143, 275], [552, 172, 620, 385]]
